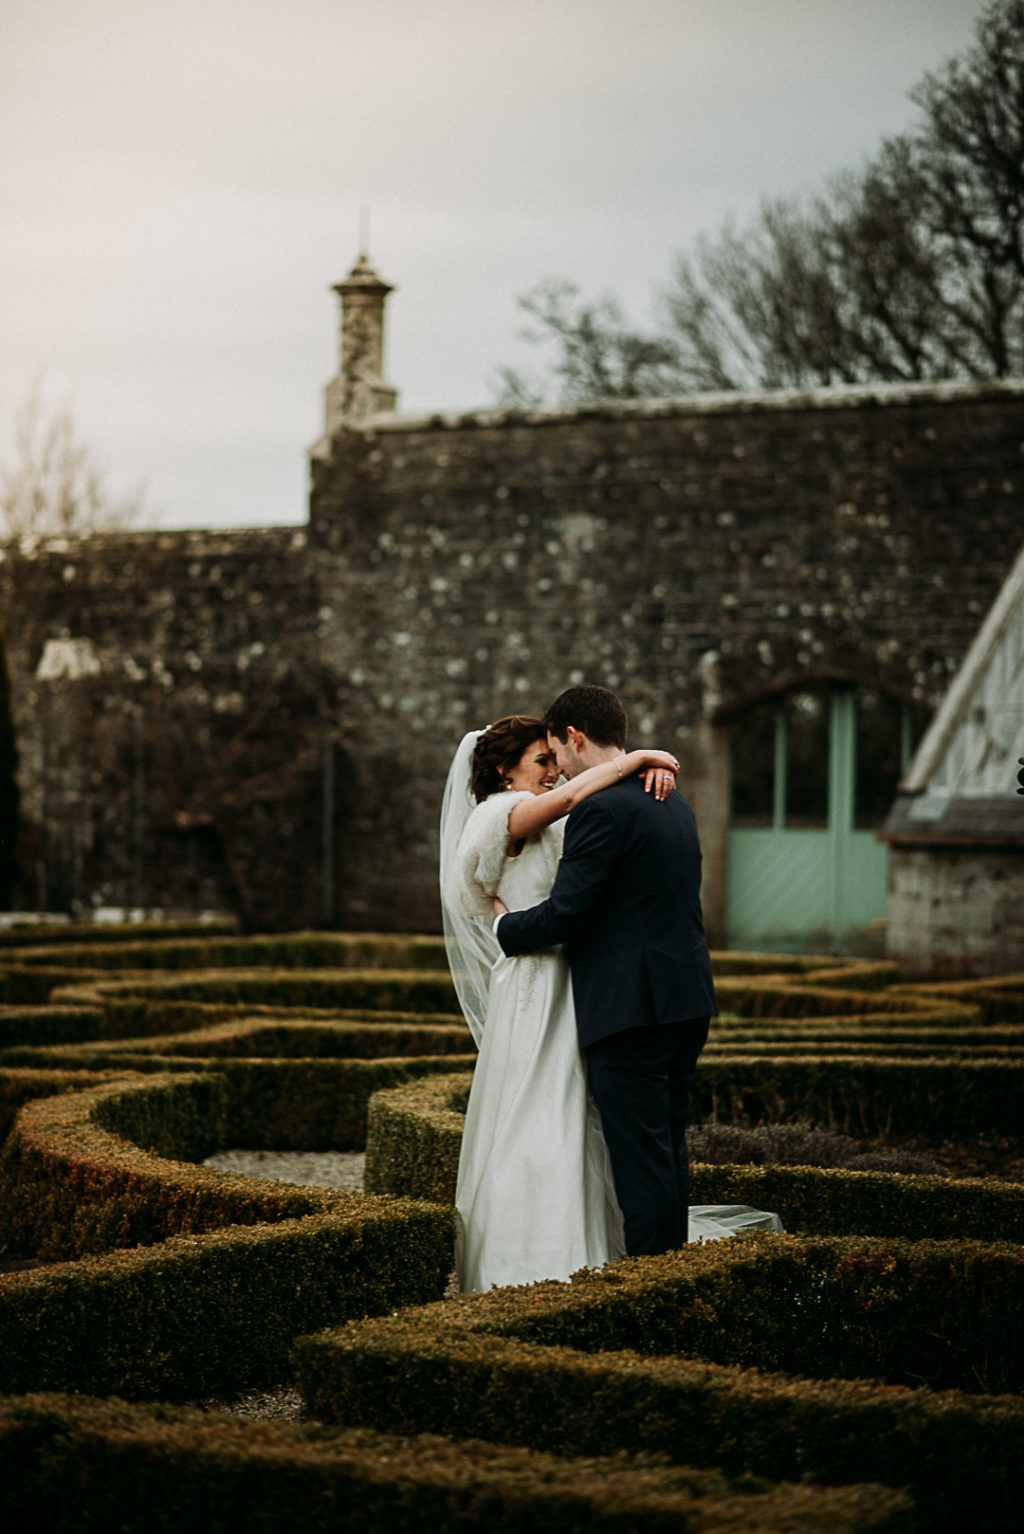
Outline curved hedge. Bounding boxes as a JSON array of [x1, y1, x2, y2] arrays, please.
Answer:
[[0, 1067, 454, 1400], [0, 932, 451, 1007], [0, 917, 238, 950], [893, 975, 1024, 1025], [365, 1070, 1024, 1235], [694, 1054, 1023, 1138], [0, 1004, 104, 1050], [713, 978, 980, 1022], [0, 1066, 471, 1260], [50, 967, 462, 1013], [0, 929, 1020, 1533], [1, 1015, 473, 1068], [0, 1048, 472, 1156], [0, 1201, 452, 1400], [703, 1027, 1024, 1057], [3, 930, 450, 973], [296, 1240, 1024, 1534], [0, 1394, 912, 1534], [0, 1066, 118, 1141], [688, 1159, 1024, 1243], [365, 1071, 469, 1204], [1, 964, 121, 1005], [3, 989, 466, 1045]]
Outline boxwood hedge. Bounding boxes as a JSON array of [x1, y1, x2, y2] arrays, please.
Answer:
[[693, 1053, 1023, 1138], [0, 918, 238, 950], [0, 1066, 117, 1141], [296, 1240, 1024, 1534], [893, 975, 1024, 1025], [364, 1070, 1024, 1240], [0, 1064, 471, 1259], [0, 1393, 912, 1534], [1, 1015, 473, 1068], [4, 930, 450, 973], [51, 967, 462, 1013], [0, 931, 1019, 1534], [0, 1198, 453, 1399], [0, 1004, 104, 1050]]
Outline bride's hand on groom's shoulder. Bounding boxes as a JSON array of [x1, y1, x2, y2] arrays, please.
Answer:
[[643, 768, 676, 800], [640, 749, 679, 802]]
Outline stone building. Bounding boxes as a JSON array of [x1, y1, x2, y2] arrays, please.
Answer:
[[883, 541, 1024, 975], [1, 253, 1022, 960]]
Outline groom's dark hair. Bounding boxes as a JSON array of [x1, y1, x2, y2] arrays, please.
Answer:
[[544, 685, 627, 748]]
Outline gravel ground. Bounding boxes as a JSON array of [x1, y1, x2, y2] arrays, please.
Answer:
[[202, 1148, 367, 1190], [199, 1387, 306, 1421]]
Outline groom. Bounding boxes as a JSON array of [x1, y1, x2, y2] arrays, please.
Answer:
[[494, 684, 716, 1256]]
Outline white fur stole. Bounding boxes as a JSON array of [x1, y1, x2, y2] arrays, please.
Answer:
[[450, 790, 532, 918]]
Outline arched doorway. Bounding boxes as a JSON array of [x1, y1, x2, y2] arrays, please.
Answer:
[[725, 685, 926, 953]]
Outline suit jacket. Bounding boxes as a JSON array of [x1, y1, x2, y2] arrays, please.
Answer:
[[497, 775, 717, 1048]]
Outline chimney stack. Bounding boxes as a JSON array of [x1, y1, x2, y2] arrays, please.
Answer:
[[321, 251, 398, 441]]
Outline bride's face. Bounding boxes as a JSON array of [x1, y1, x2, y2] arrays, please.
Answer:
[[506, 739, 559, 795]]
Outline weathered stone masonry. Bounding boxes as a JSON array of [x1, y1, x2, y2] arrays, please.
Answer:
[[2, 378, 1022, 938], [309, 383, 1024, 937], [1, 527, 330, 926]]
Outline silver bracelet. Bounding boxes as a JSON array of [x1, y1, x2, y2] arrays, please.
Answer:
[[614, 755, 626, 779]]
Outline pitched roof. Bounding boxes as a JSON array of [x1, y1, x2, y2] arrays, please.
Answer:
[[883, 538, 1024, 846]]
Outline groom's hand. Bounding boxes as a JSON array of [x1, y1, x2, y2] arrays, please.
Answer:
[[492, 896, 509, 940]]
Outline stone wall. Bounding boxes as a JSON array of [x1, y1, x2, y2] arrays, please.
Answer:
[[309, 380, 1024, 935], [0, 527, 334, 927], [1, 378, 1022, 938], [887, 846, 1024, 976]]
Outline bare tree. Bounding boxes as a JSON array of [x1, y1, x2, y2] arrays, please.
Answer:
[[0, 379, 146, 539], [663, 166, 970, 392], [891, 0, 1024, 378], [495, 279, 684, 407], [818, 162, 960, 382], [498, 0, 1024, 401], [662, 198, 862, 391]]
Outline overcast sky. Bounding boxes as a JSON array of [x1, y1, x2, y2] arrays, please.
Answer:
[[1, 0, 984, 530]]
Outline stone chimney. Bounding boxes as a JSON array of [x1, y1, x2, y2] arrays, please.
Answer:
[[320, 252, 399, 444]]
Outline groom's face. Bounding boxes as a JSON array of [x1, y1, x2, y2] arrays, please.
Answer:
[[547, 728, 584, 780]]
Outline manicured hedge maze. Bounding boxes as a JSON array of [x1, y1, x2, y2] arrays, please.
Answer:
[[297, 1243, 1024, 1534], [0, 932, 470, 1411], [0, 1394, 912, 1534], [0, 929, 451, 1005], [363, 1070, 1024, 1242], [0, 917, 240, 950], [0, 925, 1020, 1531], [0, 1067, 454, 1400]]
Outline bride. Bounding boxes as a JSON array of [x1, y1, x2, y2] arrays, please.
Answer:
[[440, 715, 780, 1293]]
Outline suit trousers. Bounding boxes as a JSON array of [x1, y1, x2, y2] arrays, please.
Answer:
[[585, 1016, 710, 1257]]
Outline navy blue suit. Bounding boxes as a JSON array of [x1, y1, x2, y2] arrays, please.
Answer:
[[497, 774, 716, 1254]]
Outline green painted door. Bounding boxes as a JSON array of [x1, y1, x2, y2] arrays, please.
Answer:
[[725, 688, 917, 954]]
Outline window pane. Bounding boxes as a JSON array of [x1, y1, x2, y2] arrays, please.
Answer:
[[785, 689, 829, 828], [856, 692, 929, 828], [730, 699, 776, 827]]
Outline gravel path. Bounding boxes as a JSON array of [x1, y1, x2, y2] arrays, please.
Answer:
[[202, 1148, 366, 1191]]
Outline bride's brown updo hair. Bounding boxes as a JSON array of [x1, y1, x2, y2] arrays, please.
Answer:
[[470, 715, 545, 803]]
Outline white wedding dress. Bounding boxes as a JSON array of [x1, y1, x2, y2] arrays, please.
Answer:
[[448, 788, 782, 1294]]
